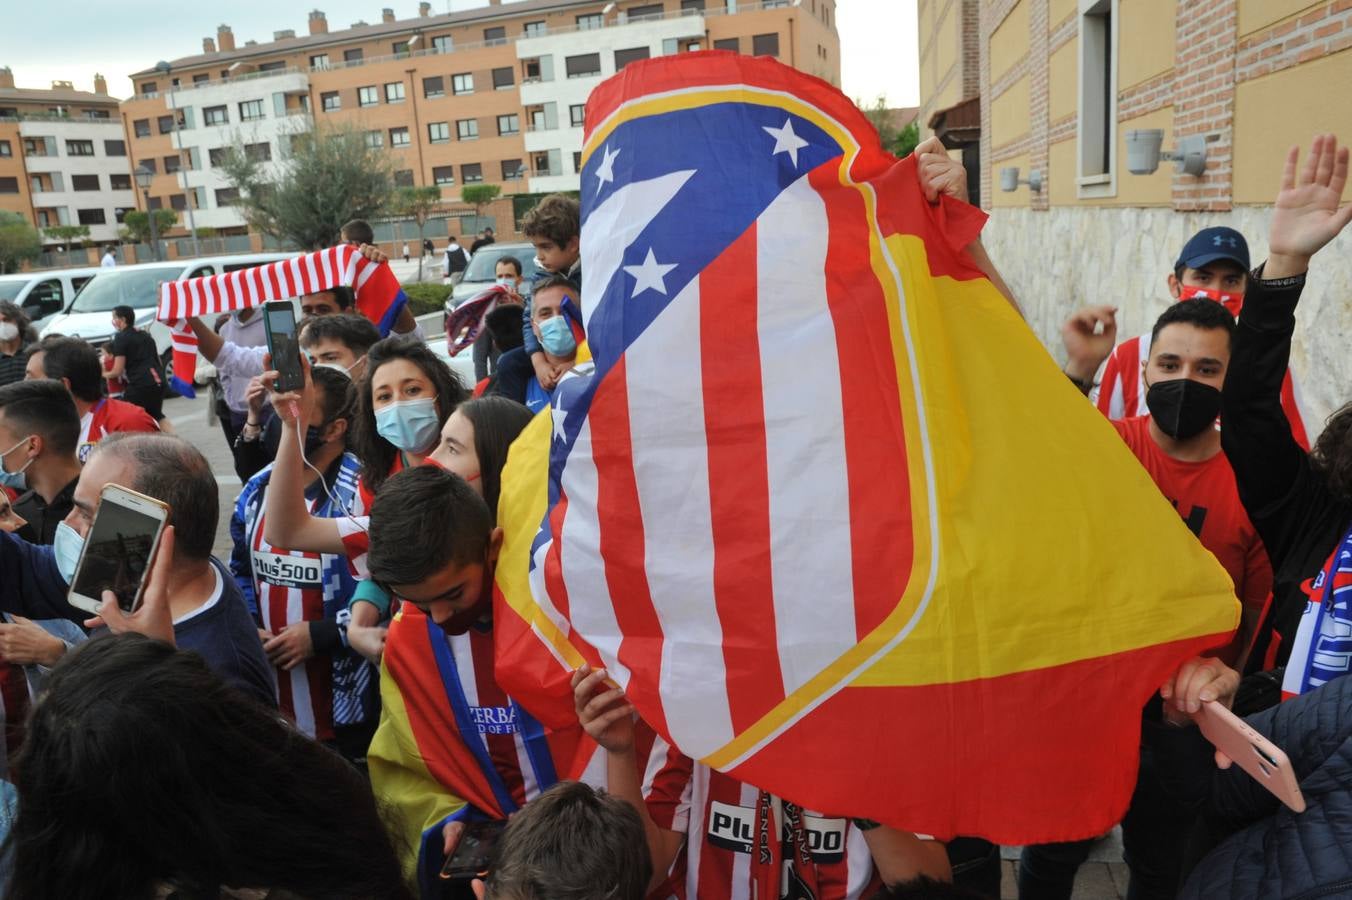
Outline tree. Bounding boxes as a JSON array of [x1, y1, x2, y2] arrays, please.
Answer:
[[43, 224, 91, 250], [392, 185, 442, 283], [0, 211, 42, 275], [217, 124, 394, 250], [894, 120, 920, 158], [460, 184, 501, 227], [858, 95, 922, 158], [119, 209, 179, 245]]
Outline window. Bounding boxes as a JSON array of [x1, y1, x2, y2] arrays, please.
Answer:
[[358, 86, 379, 107], [193, 73, 210, 84], [428, 121, 450, 143], [714, 37, 739, 52], [191, 186, 207, 209], [569, 104, 585, 127], [502, 158, 523, 180], [577, 13, 602, 29], [483, 26, 507, 44], [321, 91, 341, 112], [208, 147, 228, 167], [164, 154, 181, 173], [432, 35, 452, 53], [138, 158, 157, 174], [66, 139, 95, 156], [457, 118, 479, 140], [573, 151, 583, 173], [72, 174, 100, 191], [239, 99, 265, 121], [452, 73, 473, 95], [566, 53, 601, 78], [492, 67, 514, 90], [114, 207, 133, 222], [0, 178, 16, 194], [423, 75, 444, 98], [1078, 0, 1117, 190], [384, 81, 405, 103], [110, 173, 131, 190], [157, 115, 175, 134], [681, 0, 705, 11], [461, 163, 483, 184], [244, 142, 271, 162], [140, 81, 157, 95], [433, 166, 455, 186], [628, 3, 663, 20], [524, 20, 546, 36], [146, 196, 163, 210], [104, 139, 126, 156], [752, 33, 780, 57], [497, 113, 519, 136], [390, 127, 410, 147], [344, 48, 363, 62], [215, 187, 240, 205], [204, 105, 228, 126], [258, 61, 286, 72], [311, 53, 330, 69], [393, 169, 415, 187], [614, 46, 650, 70], [133, 118, 151, 137], [185, 146, 201, 170], [364, 130, 384, 149], [0, 141, 10, 158], [392, 40, 409, 56], [78, 208, 108, 225], [84, 109, 111, 119], [24, 137, 55, 157], [169, 193, 187, 211]]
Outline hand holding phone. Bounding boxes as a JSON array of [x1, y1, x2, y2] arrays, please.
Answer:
[[440, 819, 506, 883], [67, 485, 170, 616], [1192, 700, 1306, 813], [263, 301, 304, 393]]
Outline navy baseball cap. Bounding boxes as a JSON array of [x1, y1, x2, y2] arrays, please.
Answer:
[[1175, 226, 1250, 272]]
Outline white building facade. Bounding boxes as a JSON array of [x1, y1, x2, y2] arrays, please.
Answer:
[[18, 118, 136, 244]]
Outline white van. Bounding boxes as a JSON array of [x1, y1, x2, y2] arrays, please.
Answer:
[[0, 267, 102, 333], [40, 253, 295, 388]]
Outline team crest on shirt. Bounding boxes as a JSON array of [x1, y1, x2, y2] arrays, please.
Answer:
[[77, 442, 94, 464]]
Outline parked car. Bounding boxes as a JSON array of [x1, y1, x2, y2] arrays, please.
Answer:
[[0, 267, 101, 333], [41, 253, 295, 392], [443, 242, 542, 319], [426, 333, 480, 392]]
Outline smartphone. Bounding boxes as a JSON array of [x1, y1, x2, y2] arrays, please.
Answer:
[[439, 820, 506, 883], [263, 300, 304, 393], [67, 484, 170, 615], [1193, 700, 1306, 813]]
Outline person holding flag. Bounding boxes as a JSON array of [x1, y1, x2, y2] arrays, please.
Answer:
[[489, 276, 588, 413]]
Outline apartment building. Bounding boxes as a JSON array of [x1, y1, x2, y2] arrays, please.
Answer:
[[0, 68, 136, 246], [915, 0, 1352, 428], [120, 0, 839, 237]]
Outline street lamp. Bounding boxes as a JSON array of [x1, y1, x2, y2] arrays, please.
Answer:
[[156, 60, 201, 258], [133, 164, 160, 261]]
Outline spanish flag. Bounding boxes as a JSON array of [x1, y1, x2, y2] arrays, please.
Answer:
[[492, 53, 1238, 844]]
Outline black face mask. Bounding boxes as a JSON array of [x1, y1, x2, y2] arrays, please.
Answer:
[[303, 422, 332, 457], [1145, 378, 1222, 440]]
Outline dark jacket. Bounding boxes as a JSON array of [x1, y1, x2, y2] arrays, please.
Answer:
[[1220, 269, 1351, 674], [1156, 673, 1352, 899]]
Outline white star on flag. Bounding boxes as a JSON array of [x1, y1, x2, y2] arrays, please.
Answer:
[[551, 395, 569, 442], [594, 144, 621, 195], [763, 117, 809, 167], [623, 248, 678, 297]]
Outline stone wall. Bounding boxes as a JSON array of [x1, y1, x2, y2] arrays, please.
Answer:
[[982, 205, 1352, 430]]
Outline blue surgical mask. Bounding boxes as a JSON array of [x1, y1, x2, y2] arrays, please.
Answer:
[[374, 396, 441, 453], [496, 276, 517, 289], [0, 436, 34, 490], [538, 316, 576, 357], [53, 520, 84, 585]]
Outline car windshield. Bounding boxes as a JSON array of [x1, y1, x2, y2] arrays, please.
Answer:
[[69, 265, 183, 313], [0, 282, 25, 302], [461, 247, 541, 283]]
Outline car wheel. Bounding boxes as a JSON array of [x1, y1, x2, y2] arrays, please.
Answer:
[[160, 350, 181, 398]]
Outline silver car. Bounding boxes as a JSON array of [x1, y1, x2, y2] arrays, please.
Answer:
[[444, 242, 543, 317]]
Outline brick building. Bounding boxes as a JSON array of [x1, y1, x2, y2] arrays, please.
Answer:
[[916, 0, 1352, 428], [118, 0, 839, 242], [0, 68, 136, 247]]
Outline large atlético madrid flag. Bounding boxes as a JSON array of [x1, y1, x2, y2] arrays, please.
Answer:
[[492, 53, 1239, 844], [156, 244, 407, 396]]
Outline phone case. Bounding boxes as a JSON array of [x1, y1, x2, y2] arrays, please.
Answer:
[[66, 484, 170, 615], [264, 301, 304, 392], [1194, 700, 1305, 813]]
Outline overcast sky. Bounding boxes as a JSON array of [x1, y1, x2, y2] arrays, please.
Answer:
[[0, 0, 918, 106]]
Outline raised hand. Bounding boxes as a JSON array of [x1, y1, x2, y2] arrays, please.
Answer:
[[1060, 305, 1118, 384], [914, 135, 969, 205], [1267, 134, 1352, 278], [571, 664, 636, 754], [85, 525, 178, 646]]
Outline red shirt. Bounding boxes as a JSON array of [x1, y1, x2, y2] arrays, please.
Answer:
[[77, 398, 158, 463], [1112, 415, 1272, 663]]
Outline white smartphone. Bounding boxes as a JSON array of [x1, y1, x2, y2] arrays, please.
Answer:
[[66, 484, 170, 615]]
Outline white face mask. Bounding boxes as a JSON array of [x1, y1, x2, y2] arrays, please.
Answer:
[[496, 276, 517, 288], [0, 322, 18, 342]]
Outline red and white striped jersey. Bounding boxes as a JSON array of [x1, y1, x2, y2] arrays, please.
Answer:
[[643, 737, 879, 900], [1093, 331, 1314, 448], [337, 515, 371, 579]]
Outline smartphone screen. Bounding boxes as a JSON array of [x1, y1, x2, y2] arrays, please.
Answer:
[[440, 820, 505, 882], [70, 500, 164, 612], [265, 302, 303, 392]]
